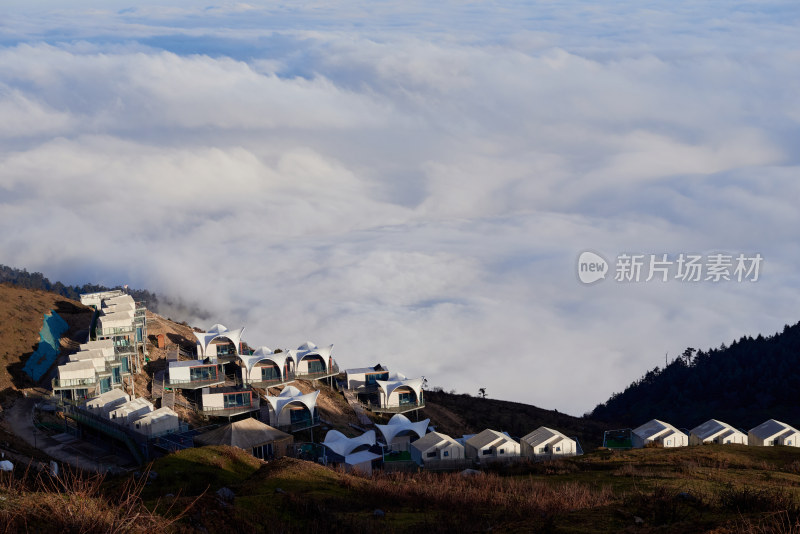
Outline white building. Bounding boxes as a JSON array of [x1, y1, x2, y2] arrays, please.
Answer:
[[80, 290, 126, 309], [323, 430, 377, 458], [748, 419, 800, 447], [69, 291, 145, 394], [131, 407, 180, 438], [289, 342, 338, 379], [69, 350, 107, 373], [239, 347, 295, 387], [109, 398, 154, 426], [409, 431, 464, 465], [464, 429, 520, 460], [200, 386, 260, 418], [520, 427, 578, 457], [264, 386, 319, 430], [79, 339, 115, 358], [53, 360, 97, 399], [689, 419, 748, 446], [344, 365, 389, 391], [375, 413, 429, 452], [86, 389, 131, 418], [343, 450, 382, 476], [374, 373, 424, 413], [194, 324, 245, 360], [632, 419, 688, 448], [168, 359, 225, 389]]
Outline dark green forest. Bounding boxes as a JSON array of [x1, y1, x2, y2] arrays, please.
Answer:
[[0, 264, 160, 311], [590, 322, 800, 430]]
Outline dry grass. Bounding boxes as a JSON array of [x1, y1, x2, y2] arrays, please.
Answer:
[[0, 462, 200, 533], [0, 285, 92, 395], [348, 470, 614, 518]]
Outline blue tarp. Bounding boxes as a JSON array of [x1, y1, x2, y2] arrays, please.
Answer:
[[22, 310, 69, 382]]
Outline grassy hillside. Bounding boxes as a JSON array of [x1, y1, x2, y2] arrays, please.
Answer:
[[0, 284, 92, 395], [87, 445, 800, 532], [422, 390, 609, 450]]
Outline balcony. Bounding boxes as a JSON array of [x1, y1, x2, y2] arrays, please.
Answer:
[[52, 376, 98, 390], [274, 414, 321, 433], [364, 400, 426, 414], [96, 325, 135, 338], [199, 397, 261, 418], [295, 362, 340, 381], [247, 371, 296, 389], [166, 376, 226, 390]]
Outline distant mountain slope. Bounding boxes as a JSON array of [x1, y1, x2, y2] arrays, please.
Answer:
[[422, 390, 609, 449], [0, 264, 160, 312], [589, 321, 800, 430], [0, 284, 92, 396]]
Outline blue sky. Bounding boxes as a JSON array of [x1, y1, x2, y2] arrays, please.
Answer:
[[1, 1, 799, 416]]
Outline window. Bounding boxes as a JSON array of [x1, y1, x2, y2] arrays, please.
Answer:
[[398, 392, 414, 406], [555, 446, 561, 452], [307, 357, 325, 374], [499, 449, 504, 455], [260, 365, 280, 381], [290, 407, 310, 424], [427, 451, 437, 458], [443, 450, 449, 457], [223, 392, 250, 409], [190, 365, 217, 382], [366, 372, 389, 385], [482, 449, 491, 455], [789, 441, 793, 446]]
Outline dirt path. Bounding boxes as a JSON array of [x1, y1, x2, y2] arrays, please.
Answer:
[[343, 390, 373, 427], [4, 396, 120, 473]]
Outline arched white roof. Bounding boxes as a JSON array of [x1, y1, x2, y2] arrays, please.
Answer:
[[294, 342, 334, 363], [265, 386, 319, 418], [377, 376, 423, 400], [239, 347, 293, 375], [376, 413, 429, 445], [323, 430, 376, 457], [194, 324, 245, 358]]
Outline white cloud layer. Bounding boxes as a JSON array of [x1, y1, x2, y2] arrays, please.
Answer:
[[1, 1, 799, 415]]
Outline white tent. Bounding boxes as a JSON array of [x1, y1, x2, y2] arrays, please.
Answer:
[[344, 450, 381, 475], [376, 375, 424, 408], [291, 342, 335, 375], [323, 430, 376, 457], [632, 419, 688, 448], [689, 419, 748, 445], [194, 324, 244, 359], [240, 347, 294, 384], [376, 413, 429, 451], [264, 386, 320, 428], [520, 427, 577, 457], [409, 431, 464, 465], [464, 429, 520, 459], [748, 419, 800, 447]]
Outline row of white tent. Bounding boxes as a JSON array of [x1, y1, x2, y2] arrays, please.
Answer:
[[321, 414, 580, 473], [632, 418, 800, 448]]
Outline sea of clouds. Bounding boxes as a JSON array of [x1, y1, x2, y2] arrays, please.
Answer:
[[1, 1, 799, 415]]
